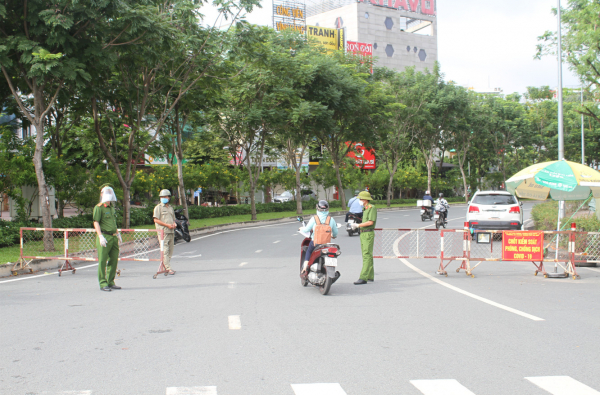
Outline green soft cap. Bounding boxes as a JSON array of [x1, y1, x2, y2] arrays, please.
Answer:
[[358, 191, 372, 201]]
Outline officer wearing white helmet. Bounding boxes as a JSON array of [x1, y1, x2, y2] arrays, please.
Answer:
[[153, 189, 177, 275]]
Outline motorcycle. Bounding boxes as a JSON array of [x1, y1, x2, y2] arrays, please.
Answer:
[[297, 217, 341, 295], [420, 206, 433, 221], [434, 203, 448, 230], [174, 208, 191, 244], [346, 213, 362, 236]]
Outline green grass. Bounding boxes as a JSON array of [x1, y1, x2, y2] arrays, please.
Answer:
[[0, 245, 22, 268]]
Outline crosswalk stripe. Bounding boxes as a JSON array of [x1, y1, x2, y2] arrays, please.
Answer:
[[525, 376, 600, 395], [166, 387, 217, 394], [410, 379, 477, 395], [40, 392, 91, 395], [291, 383, 347, 395]]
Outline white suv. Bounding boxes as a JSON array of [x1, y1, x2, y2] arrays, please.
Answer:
[[466, 191, 523, 230]]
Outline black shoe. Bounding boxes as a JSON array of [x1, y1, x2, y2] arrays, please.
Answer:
[[110, 285, 121, 290], [354, 279, 367, 285], [100, 286, 112, 292]]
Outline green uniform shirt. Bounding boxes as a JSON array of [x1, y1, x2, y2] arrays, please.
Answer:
[[93, 204, 118, 234], [362, 203, 377, 230]]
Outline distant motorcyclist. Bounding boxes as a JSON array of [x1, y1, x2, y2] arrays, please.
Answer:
[[345, 190, 363, 222], [422, 190, 434, 215], [435, 193, 450, 223], [300, 200, 339, 274]]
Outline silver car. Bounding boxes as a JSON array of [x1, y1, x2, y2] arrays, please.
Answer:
[[466, 191, 524, 230], [273, 191, 294, 203]]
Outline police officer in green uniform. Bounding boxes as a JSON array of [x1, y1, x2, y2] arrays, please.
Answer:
[[351, 191, 377, 285], [93, 184, 121, 292]]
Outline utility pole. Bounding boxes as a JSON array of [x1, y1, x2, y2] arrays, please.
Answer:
[[581, 83, 585, 164]]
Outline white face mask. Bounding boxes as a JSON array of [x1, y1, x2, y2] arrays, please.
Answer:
[[359, 200, 365, 207], [100, 187, 117, 203]]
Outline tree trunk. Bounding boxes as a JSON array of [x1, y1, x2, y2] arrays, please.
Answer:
[[458, 155, 469, 203], [334, 163, 346, 209], [175, 111, 188, 219], [33, 119, 54, 250], [295, 168, 303, 215], [426, 156, 433, 193], [122, 186, 131, 228], [58, 196, 64, 218]]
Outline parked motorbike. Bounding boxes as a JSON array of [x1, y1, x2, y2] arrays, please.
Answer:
[[420, 206, 433, 221], [174, 208, 191, 244], [346, 213, 362, 236], [434, 203, 448, 230], [297, 217, 341, 295]]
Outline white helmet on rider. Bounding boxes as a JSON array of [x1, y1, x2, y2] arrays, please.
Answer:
[[316, 200, 329, 212]]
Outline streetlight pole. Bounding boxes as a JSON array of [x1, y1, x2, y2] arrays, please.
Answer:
[[550, 0, 568, 278], [581, 83, 585, 164]]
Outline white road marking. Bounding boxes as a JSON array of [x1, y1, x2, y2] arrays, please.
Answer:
[[273, 240, 280, 244], [239, 262, 248, 267], [291, 383, 347, 395], [400, 258, 544, 321], [255, 250, 262, 253], [184, 254, 202, 258], [40, 392, 92, 395], [410, 379, 476, 395], [228, 282, 236, 289], [582, 266, 600, 273], [179, 251, 197, 255], [228, 315, 241, 330], [166, 387, 217, 395], [525, 376, 600, 395]]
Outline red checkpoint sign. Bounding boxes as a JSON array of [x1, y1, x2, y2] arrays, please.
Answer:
[[501, 231, 544, 261]]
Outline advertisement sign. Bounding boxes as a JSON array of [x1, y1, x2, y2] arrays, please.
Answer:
[[346, 142, 376, 170], [307, 26, 344, 52], [346, 41, 373, 73], [501, 231, 544, 261], [273, 0, 306, 33], [357, 0, 436, 16]]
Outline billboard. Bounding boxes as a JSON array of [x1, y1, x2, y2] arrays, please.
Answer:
[[273, 0, 306, 33], [346, 142, 376, 170], [307, 26, 344, 52], [357, 0, 436, 16], [346, 41, 373, 73]]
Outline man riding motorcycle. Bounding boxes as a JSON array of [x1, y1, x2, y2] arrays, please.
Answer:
[[300, 200, 339, 274], [422, 190, 434, 216], [435, 193, 450, 223], [346, 190, 363, 223]]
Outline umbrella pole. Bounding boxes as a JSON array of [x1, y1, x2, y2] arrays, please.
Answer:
[[549, 200, 568, 278]]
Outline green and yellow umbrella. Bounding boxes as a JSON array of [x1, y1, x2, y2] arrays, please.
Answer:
[[506, 160, 600, 200]]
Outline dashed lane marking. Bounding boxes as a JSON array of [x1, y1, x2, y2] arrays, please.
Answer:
[[239, 262, 248, 267], [228, 315, 241, 330], [291, 383, 347, 395], [525, 376, 600, 395], [166, 387, 217, 395], [228, 282, 236, 289], [410, 379, 476, 395], [255, 250, 262, 253], [273, 240, 280, 244]]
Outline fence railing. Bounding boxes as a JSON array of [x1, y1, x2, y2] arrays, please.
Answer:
[[14, 228, 165, 278], [374, 223, 586, 280]]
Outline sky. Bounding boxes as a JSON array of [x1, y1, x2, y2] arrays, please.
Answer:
[[201, 0, 581, 96]]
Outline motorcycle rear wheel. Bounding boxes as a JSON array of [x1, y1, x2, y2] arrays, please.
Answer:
[[320, 274, 332, 295], [435, 219, 441, 229], [421, 214, 426, 222]]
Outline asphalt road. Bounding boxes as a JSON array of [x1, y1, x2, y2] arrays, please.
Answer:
[[2, 202, 600, 395]]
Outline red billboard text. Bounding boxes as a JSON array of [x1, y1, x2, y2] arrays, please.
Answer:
[[346, 142, 376, 170]]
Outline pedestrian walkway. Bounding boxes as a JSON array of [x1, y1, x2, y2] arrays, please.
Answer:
[[36, 376, 600, 394]]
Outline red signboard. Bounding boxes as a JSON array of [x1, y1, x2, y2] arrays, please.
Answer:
[[501, 231, 544, 261], [346, 41, 373, 73], [346, 142, 376, 170]]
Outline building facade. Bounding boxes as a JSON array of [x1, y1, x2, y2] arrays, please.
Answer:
[[306, 0, 437, 73]]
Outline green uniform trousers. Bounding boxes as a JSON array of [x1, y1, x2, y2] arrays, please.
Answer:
[[163, 233, 174, 271], [359, 231, 375, 281], [97, 234, 119, 288]]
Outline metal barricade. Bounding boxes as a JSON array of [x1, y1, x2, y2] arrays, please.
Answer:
[[374, 228, 443, 259], [17, 228, 165, 277], [572, 229, 600, 267]]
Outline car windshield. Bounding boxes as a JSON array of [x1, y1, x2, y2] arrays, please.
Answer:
[[280, 192, 292, 198], [472, 194, 517, 205]]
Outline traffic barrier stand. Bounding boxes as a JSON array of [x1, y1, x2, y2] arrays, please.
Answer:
[[572, 224, 600, 269], [374, 228, 443, 259], [469, 227, 578, 279], [19, 228, 164, 277], [437, 222, 470, 277]]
